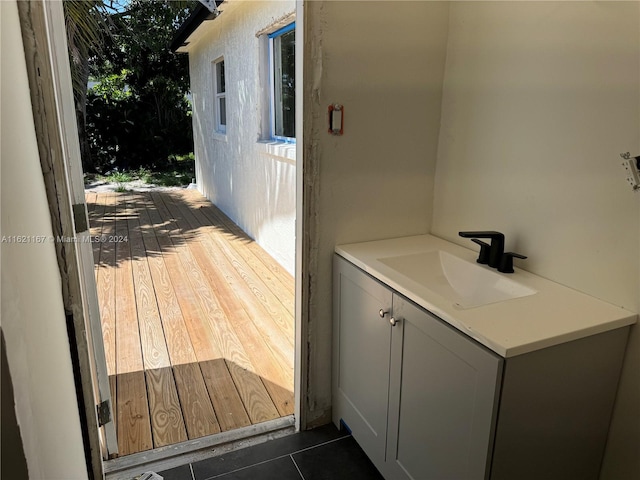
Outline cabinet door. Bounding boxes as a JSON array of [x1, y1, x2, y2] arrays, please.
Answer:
[[333, 255, 393, 468], [385, 295, 503, 480]]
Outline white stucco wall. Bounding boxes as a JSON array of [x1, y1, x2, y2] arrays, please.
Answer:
[[303, 0, 450, 424], [430, 2, 639, 477], [187, 0, 297, 274], [1, 1, 88, 478]]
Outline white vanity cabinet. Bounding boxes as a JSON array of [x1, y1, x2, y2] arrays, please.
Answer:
[[333, 253, 630, 480], [333, 255, 502, 479]]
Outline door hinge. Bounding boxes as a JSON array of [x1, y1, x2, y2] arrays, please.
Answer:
[[97, 400, 112, 426], [72, 203, 88, 234]]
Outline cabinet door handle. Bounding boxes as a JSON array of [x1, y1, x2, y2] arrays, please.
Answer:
[[389, 317, 400, 326], [379, 309, 389, 318]]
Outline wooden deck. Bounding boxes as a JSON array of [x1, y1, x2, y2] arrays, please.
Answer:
[[85, 189, 294, 457]]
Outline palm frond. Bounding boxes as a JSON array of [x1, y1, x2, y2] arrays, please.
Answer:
[[63, 0, 111, 98]]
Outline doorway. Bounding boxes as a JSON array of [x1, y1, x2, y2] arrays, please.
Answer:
[[22, 0, 305, 477]]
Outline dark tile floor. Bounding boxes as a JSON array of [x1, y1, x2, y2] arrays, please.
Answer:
[[158, 424, 384, 480]]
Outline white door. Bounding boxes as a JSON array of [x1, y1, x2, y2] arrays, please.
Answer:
[[43, 0, 118, 458]]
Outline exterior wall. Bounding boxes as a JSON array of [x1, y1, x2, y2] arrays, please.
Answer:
[[303, 1, 450, 424], [188, 1, 297, 274], [430, 2, 639, 478], [0, 1, 88, 478]]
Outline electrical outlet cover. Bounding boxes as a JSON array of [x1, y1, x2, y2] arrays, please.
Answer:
[[621, 158, 640, 189]]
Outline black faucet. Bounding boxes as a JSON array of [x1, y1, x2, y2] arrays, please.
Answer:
[[459, 231, 505, 268], [459, 231, 528, 273]]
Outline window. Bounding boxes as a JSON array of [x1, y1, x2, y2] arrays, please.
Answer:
[[213, 58, 226, 133], [269, 23, 295, 140]]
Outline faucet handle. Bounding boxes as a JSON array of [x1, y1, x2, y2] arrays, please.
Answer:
[[459, 231, 504, 240], [499, 252, 527, 273], [470, 239, 490, 264]]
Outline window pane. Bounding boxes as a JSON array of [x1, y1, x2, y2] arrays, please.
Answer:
[[219, 97, 226, 126], [216, 61, 225, 94], [274, 29, 295, 138]]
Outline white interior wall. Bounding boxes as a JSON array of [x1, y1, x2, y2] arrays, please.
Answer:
[[304, 0, 450, 424], [188, 1, 297, 274], [430, 2, 639, 477], [0, 1, 88, 478]]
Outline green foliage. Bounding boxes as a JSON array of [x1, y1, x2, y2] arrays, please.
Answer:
[[89, 70, 132, 101], [105, 170, 135, 183], [135, 166, 153, 184], [141, 153, 194, 186], [104, 170, 133, 192], [64, 0, 112, 104], [86, 0, 196, 172], [95, 153, 195, 188]]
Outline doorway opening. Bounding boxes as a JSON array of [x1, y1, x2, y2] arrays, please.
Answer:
[[27, 0, 305, 476]]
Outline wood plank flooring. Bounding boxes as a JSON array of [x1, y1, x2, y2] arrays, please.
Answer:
[[85, 189, 294, 457]]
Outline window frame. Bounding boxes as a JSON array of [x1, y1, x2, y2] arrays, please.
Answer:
[[213, 57, 226, 134], [268, 23, 295, 143]]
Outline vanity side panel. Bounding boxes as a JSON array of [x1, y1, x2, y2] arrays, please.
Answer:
[[490, 327, 630, 480]]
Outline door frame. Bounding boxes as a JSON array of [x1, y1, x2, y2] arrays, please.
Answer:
[[294, 0, 307, 433], [21, 0, 309, 476], [16, 0, 118, 477], [38, 0, 120, 459]]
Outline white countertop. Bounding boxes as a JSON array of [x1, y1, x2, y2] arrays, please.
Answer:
[[336, 234, 637, 358]]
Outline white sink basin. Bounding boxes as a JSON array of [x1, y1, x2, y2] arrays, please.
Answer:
[[378, 250, 537, 309]]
